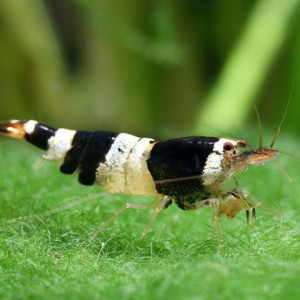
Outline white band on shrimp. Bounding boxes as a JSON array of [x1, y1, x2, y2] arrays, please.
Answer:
[[44, 128, 76, 161]]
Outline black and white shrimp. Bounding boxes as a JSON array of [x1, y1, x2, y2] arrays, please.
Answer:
[[0, 116, 294, 244]]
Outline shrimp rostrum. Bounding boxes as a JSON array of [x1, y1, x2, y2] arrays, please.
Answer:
[[0, 117, 293, 244]]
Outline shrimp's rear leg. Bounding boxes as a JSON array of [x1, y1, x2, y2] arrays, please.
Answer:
[[141, 195, 170, 237], [90, 195, 170, 240]]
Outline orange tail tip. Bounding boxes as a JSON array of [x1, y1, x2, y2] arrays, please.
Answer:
[[1, 120, 56, 150], [0, 120, 28, 139], [0, 120, 39, 139]]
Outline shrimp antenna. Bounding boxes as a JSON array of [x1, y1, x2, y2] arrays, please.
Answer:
[[254, 105, 263, 151], [275, 149, 300, 161], [270, 79, 294, 148], [264, 152, 293, 183]]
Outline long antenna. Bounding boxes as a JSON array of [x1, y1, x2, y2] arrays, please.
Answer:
[[264, 153, 293, 183], [254, 105, 263, 151], [270, 79, 294, 148]]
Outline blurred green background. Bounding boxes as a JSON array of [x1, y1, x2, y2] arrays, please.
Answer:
[[1, 2, 300, 299], [0, 0, 299, 139]]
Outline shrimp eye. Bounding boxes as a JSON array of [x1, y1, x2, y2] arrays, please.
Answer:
[[237, 139, 248, 148], [223, 142, 234, 151]]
